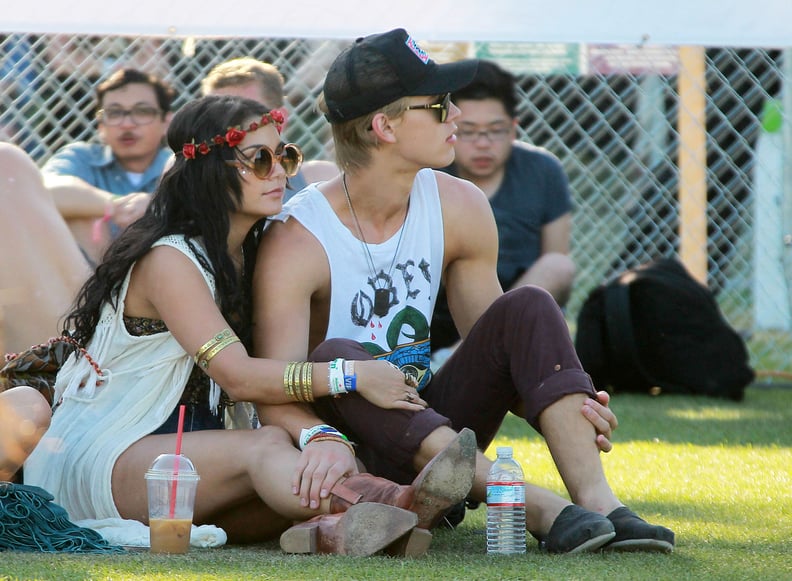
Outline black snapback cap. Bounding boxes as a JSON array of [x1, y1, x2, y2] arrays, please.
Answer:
[[323, 28, 478, 123]]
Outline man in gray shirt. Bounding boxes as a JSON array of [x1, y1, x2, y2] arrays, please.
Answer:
[[433, 59, 575, 352]]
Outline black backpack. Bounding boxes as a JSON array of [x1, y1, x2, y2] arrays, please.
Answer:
[[575, 258, 754, 401]]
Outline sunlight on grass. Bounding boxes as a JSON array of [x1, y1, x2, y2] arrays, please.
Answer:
[[2, 389, 791, 580], [486, 391, 792, 576], [603, 443, 792, 540], [664, 406, 782, 422]]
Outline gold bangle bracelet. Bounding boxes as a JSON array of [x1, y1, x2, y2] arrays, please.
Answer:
[[200, 335, 239, 364], [301, 362, 314, 403], [194, 328, 233, 365], [283, 361, 292, 397], [286, 362, 296, 401], [284, 362, 298, 401], [289, 361, 302, 402], [198, 335, 240, 369]]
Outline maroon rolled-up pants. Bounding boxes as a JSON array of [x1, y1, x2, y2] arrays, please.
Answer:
[[309, 286, 596, 484]]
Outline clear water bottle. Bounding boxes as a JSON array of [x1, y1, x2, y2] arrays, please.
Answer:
[[486, 446, 526, 554]]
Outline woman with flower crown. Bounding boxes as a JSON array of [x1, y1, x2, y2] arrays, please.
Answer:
[[20, 95, 476, 555]]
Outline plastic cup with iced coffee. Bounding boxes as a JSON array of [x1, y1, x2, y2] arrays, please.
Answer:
[[145, 453, 200, 554]]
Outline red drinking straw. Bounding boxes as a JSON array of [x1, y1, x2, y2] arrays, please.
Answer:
[[169, 404, 186, 518]]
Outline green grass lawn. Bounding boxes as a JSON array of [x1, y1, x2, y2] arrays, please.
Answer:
[[2, 387, 791, 581]]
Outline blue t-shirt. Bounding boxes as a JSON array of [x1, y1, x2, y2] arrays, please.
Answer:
[[284, 169, 308, 202], [42, 142, 172, 196], [431, 142, 572, 350]]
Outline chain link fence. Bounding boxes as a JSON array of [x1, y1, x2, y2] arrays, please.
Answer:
[[1, 33, 790, 379]]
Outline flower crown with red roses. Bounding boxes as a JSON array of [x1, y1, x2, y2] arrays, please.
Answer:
[[181, 110, 285, 160]]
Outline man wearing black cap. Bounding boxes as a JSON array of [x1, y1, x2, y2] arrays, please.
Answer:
[[254, 28, 674, 554]]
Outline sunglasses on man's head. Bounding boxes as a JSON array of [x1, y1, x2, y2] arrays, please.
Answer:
[[226, 143, 303, 179], [405, 93, 451, 123]]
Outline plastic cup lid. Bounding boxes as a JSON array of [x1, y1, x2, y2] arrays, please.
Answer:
[[144, 453, 200, 480]]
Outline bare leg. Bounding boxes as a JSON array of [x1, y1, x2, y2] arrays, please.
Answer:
[[0, 143, 91, 353], [0, 386, 51, 481], [541, 394, 675, 552], [209, 497, 293, 544], [539, 393, 621, 515], [111, 425, 340, 542]]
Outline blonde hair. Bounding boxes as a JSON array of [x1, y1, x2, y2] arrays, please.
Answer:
[[318, 94, 409, 172], [201, 57, 285, 108]]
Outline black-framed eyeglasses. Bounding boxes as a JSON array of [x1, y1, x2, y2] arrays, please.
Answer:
[[96, 105, 162, 126], [405, 93, 451, 123], [226, 142, 303, 179], [456, 126, 512, 142]]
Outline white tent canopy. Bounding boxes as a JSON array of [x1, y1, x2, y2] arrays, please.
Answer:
[[6, 0, 792, 46]]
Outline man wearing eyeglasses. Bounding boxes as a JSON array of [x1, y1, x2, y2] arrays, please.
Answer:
[[0, 69, 173, 353], [432, 60, 575, 357], [254, 28, 674, 555], [41, 68, 175, 263]]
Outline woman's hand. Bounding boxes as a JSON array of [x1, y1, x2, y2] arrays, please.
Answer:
[[353, 360, 427, 410], [292, 439, 359, 510]]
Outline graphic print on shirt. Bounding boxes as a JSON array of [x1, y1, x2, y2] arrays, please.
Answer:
[[350, 256, 433, 390], [351, 269, 399, 324]]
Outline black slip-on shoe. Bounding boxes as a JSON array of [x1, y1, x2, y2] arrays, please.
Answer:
[[603, 506, 675, 553], [538, 505, 615, 554]]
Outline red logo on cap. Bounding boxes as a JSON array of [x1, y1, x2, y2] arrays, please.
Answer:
[[405, 36, 430, 64]]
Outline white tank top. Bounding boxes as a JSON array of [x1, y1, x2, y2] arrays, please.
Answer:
[[277, 168, 444, 390]]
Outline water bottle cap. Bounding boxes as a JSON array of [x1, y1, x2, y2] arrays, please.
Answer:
[[496, 446, 513, 456]]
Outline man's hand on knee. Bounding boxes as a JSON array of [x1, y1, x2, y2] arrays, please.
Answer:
[[581, 391, 618, 453]]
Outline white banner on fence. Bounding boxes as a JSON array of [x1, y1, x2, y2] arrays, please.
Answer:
[[5, 0, 792, 46]]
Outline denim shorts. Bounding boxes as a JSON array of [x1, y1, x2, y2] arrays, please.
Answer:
[[151, 402, 224, 435]]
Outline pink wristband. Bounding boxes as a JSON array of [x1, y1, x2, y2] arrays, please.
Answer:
[[91, 203, 113, 243]]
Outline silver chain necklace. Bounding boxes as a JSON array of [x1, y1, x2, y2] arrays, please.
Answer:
[[342, 173, 408, 318]]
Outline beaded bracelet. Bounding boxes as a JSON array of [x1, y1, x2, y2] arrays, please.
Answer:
[[299, 424, 346, 449], [328, 358, 346, 396], [305, 428, 349, 445], [306, 434, 356, 456]]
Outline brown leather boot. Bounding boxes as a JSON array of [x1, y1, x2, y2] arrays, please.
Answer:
[[386, 428, 478, 557], [279, 503, 417, 556], [328, 474, 415, 513], [329, 428, 478, 529], [407, 427, 477, 529], [383, 526, 433, 557]]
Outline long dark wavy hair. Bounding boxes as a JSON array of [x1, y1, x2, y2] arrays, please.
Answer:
[[63, 95, 271, 350]]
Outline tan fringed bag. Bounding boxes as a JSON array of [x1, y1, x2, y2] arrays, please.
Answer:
[[0, 335, 99, 406]]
